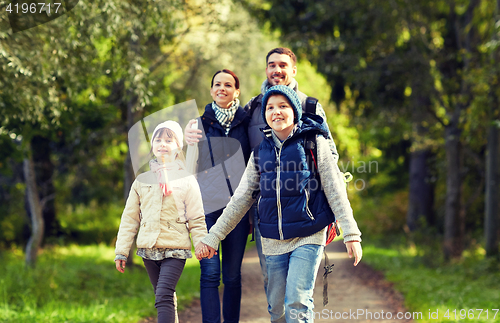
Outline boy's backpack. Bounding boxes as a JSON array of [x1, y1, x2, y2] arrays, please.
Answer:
[[303, 132, 341, 246], [302, 96, 339, 245]]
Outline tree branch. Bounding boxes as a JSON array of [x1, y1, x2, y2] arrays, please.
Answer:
[[425, 95, 447, 127], [40, 193, 56, 211]]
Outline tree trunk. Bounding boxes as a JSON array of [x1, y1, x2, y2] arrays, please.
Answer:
[[32, 135, 59, 239], [443, 125, 463, 259], [24, 142, 45, 267], [407, 149, 435, 231], [407, 92, 435, 232], [484, 0, 500, 258], [485, 108, 499, 257]]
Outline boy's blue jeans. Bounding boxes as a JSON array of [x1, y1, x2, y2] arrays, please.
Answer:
[[265, 244, 324, 323], [200, 212, 249, 323]]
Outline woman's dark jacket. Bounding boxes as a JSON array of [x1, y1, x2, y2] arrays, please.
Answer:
[[196, 103, 251, 218]]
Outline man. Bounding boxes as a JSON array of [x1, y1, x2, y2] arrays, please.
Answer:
[[243, 47, 339, 294], [245, 47, 338, 155]]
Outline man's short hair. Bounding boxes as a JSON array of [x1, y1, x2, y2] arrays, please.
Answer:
[[266, 47, 297, 66]]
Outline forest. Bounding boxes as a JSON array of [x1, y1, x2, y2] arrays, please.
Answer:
[[0, 0, 499, 322]]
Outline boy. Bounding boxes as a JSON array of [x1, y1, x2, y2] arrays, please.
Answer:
[[196, 85, 362, 323]]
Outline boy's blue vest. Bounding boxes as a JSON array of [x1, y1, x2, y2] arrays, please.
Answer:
[[255, 116, 335, 240]]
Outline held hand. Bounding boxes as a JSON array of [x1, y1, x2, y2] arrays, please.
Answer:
[[115, 259, 126, 273], [184, 119, 202, 145], [345, 241, 362, 266], [195, 242, 218, 260], [195, 242, 208, 260], [206, 245, 217, 259]]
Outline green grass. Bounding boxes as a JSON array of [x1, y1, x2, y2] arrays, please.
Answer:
[[0, 244, 201, 323], [363, 243, 500, 322]]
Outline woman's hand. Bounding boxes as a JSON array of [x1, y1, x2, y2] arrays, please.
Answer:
[[184, 119, 202, 145], [115, 259, 126, 273], [195, 242, 217, 260], [345, 241, 362, 266]]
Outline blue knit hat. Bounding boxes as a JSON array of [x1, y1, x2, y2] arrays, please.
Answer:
[[261, 85, 302, 126]]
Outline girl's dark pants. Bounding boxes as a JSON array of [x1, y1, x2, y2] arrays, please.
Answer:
[[143, 257, 186, 323]]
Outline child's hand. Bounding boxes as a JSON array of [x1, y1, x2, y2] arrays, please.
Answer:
[[195, 243, 206, 260], [115, 259, 126, 273], [345, 241, 362, 266], [195, 242, 218, 260]]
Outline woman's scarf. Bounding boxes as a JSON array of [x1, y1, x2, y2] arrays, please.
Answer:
[[149, 158, 184, 196], [212, 98, 240, 135]]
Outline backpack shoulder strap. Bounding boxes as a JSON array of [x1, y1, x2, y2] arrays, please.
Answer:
[[304, 132, 341, 248], [304, 96, 318, 115], [249, 93, 264, 117], [304, 132, 318, 176]]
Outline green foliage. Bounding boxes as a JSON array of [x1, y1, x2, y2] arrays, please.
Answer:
[[0, 0, 283, 249], [363, 243, 500, 322], [0, 244, 201, 322], [0, 182, 27, 247], [56, 202, 123, 245], [351, 191, 409, 239], [243, 0, 500, 257]]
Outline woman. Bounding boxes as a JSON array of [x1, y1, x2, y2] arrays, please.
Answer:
[[186, 69, 251, 323]]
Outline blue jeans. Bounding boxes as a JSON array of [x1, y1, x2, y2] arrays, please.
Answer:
[[200, 211, 250, 323], [265, 244, 324, 323]]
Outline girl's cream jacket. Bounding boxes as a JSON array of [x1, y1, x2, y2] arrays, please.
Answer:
[[115, 169, 207, 258]]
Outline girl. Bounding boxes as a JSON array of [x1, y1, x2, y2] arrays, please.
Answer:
[[114, 120, 207, 323], [185, 69, 251, 323], [196, 85, 362, 322]]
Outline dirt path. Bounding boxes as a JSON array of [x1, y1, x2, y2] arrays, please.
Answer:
[[179, 241, 412, 323]]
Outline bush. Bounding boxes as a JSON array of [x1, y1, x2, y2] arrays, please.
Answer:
[[0, 244, 201, 323]]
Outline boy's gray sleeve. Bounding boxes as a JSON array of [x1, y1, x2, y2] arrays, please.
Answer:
[[201, 152, 261, 249], [316, 136, 361, 243], [316, 102, 339, 163]]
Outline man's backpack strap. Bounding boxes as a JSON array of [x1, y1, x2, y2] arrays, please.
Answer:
[[249, 93, 263, 117], [305, 96, 318, 115]]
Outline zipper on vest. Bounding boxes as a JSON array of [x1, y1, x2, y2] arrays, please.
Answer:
[[305, 189, 315, 220], [276, 146, 284, 240]]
